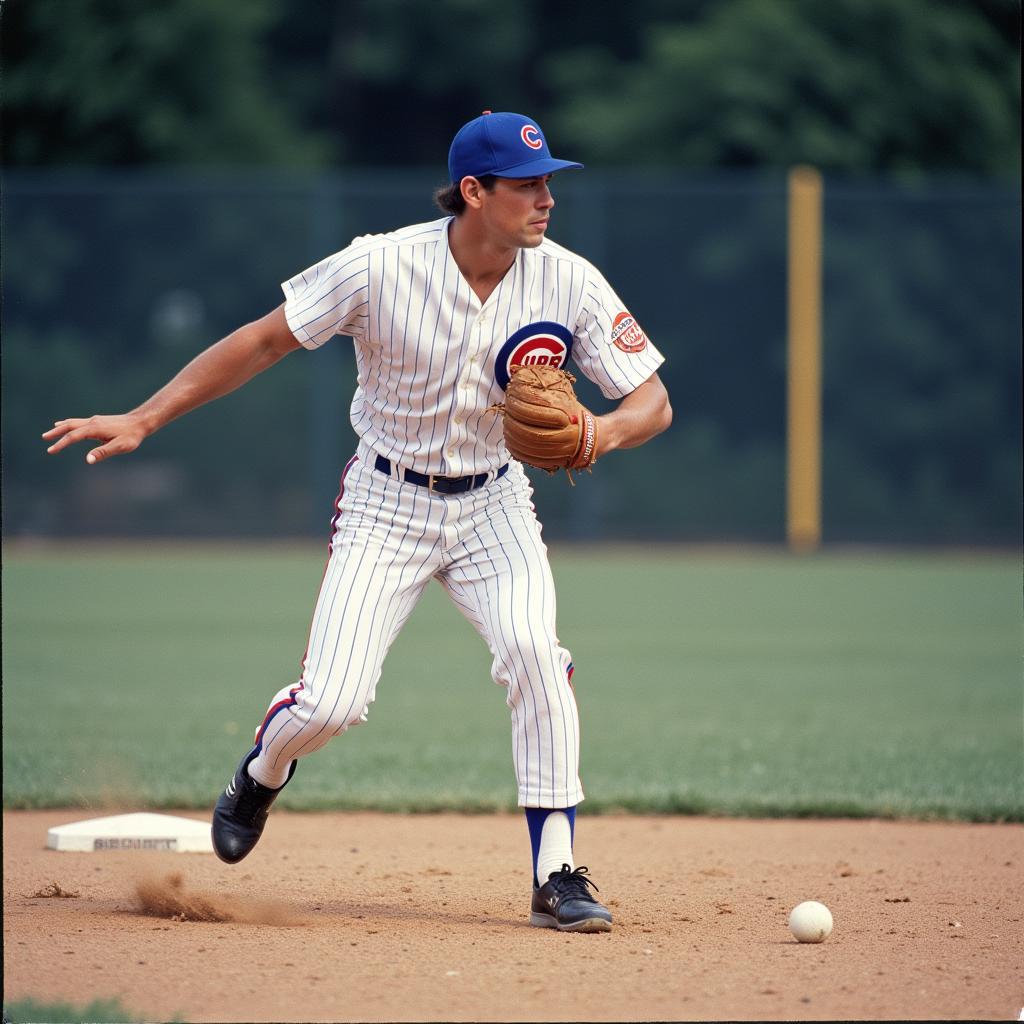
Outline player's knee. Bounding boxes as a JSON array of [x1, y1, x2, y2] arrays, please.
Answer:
[[331, 705, 370, 735], [495, 641, 572, 690], [310, 706, 365, 736], [304, 690, 373, 736], [505, 672, 578, 722]]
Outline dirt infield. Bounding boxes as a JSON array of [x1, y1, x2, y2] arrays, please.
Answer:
[[3, 811, 1022, 1022]]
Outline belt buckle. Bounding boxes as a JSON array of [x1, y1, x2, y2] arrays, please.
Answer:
[[427, 473, 439, 494]]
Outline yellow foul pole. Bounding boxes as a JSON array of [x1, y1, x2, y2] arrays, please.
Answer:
[[787, 166, 823, 552]]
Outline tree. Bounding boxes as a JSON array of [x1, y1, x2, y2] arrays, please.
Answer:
[[4, 0, 1017, 174], [544, 0, 1020, 176], [2, 0, 324, 166]]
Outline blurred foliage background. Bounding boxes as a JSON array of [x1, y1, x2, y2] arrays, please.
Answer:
[[4, 0, 1019, 175], [2, 0, 1020, 542]]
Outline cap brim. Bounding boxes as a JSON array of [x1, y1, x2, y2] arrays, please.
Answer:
[[488, 157, 584, 179]]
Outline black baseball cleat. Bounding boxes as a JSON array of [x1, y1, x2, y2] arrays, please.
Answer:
[[530, 864, 613, 933], [211, 747, 295, 864]]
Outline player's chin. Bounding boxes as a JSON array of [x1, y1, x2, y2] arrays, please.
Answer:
[[521, 226, 548, 247]]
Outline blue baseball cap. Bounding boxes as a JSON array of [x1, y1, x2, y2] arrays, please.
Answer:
[[448, 111, 584, 183]]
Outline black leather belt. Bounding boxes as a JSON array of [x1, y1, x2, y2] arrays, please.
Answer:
[[374, 454, 508, 494]]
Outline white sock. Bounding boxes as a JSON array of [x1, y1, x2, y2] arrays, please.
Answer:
[[247, 752, 292, 790], [536, 811, 574, 884]]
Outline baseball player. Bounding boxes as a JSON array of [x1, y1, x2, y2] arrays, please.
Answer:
[[44, 111, 671, 933]]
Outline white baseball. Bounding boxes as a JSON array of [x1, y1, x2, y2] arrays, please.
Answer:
[[789, 900, 833, 943]]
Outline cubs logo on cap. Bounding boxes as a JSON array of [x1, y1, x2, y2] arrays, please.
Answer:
[[449, 112, 584, 183], [494, 322, 574, 390], [520, 125, 543, 150]]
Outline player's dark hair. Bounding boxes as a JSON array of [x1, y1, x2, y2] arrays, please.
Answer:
[[433, 175, 498, 215]]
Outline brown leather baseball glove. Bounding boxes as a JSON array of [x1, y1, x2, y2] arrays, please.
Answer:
[[494, 364, 599, 474]]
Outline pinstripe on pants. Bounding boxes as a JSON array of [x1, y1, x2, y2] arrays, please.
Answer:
[[252, 443, 584, 808]]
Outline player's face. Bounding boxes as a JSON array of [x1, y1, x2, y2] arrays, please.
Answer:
[[483, 175, 555, 248]]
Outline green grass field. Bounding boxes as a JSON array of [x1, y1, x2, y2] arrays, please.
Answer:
[[2, 997, 149, 1024], [3, 544, 1021, 820]]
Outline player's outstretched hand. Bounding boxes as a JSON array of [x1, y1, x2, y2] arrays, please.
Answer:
[[43, 414, 149, 464]]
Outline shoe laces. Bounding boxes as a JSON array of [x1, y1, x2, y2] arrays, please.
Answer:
[[232, 774, 272, 825], [547, 864, 600, 899]]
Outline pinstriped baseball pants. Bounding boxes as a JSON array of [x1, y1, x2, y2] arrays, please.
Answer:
[[250, 441, 584, 808]]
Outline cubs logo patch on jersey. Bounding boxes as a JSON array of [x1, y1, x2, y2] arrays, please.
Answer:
[[610, 311, 647, 353], [494, 321, 574, 391]]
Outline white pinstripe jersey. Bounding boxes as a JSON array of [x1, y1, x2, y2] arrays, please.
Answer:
[[282, 217, 665, 477]]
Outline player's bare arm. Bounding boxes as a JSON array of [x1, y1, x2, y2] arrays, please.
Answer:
[[595, 372, 672, 458], [43, 305, 300, 464]]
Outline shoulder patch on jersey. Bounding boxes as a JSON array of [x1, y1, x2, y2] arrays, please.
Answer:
[[610, 311, 647, 353], [494, 322, 573, 391]]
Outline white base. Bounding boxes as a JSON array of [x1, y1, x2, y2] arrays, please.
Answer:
[[47, 812, 213, 853]]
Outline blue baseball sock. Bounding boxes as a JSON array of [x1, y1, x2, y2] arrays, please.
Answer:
[[525, 806, 577, 887]]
